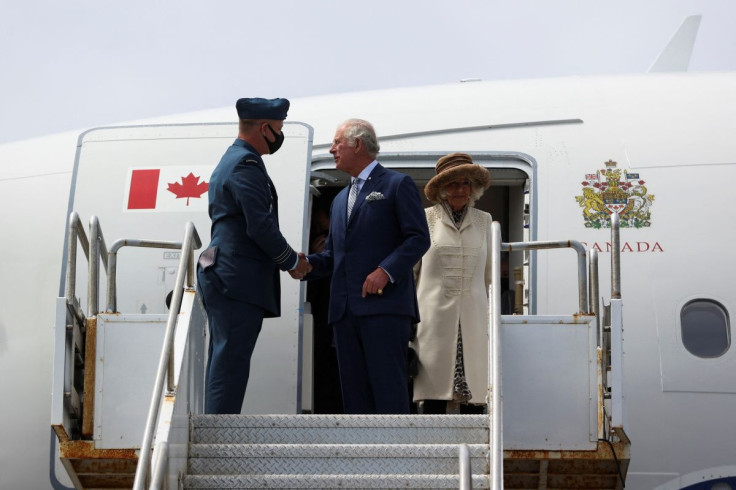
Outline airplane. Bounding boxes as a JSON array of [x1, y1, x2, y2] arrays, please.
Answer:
[[0, 14, 734, 489]]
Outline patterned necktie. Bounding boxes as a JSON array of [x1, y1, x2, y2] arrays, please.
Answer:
[[347, 177, 361, 220]]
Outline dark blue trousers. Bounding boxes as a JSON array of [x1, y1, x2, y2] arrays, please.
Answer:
[[332, 311, 411, 414], [198, 270, 264, 414]]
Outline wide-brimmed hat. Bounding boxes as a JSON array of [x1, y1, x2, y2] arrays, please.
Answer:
[[424, 153, 491, 203]]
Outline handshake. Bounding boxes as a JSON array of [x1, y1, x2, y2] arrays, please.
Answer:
[[288, 253, 312, 280]]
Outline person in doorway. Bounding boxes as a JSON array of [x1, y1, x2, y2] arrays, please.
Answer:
[[197, 97, 311, 414], [304, 118, 430, 414], [412, 152, 492, 414], [501, 255, 517, 315], [307, 203, 344, 413]]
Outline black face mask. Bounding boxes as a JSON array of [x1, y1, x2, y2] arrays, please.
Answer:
[[264, 124, 284, 154]]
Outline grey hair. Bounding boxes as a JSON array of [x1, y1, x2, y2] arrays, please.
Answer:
[[343, 119, 380, 158], [438, 181, 485, 207]]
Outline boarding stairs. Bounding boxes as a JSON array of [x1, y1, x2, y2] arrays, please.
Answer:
[[184, 414, 489, 488], [52, 212, 629, 489]]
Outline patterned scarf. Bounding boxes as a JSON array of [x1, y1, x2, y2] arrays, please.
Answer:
[[441, 201, 468, 229]]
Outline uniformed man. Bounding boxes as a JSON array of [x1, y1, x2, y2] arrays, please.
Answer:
[[197, 97, 311, 414]]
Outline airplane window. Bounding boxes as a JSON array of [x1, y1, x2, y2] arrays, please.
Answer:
[[680, 299, 731, 358]]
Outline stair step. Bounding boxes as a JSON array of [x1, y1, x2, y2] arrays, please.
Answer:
[[191, 414, 488, 444], [186, 415, 491, 489], [183, 473, 490, 489], [188, 443, 489, 475]]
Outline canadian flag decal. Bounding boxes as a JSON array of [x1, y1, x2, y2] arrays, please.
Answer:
[[167, 173, 210, 206], [128, 169, 162, 209], [125, 166, 214, 212]]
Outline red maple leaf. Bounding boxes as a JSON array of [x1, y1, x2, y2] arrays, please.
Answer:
[[167, 173, 209, 205]]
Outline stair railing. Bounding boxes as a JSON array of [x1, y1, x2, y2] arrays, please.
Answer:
[[588, 249, 601, 347], [107, 238, 190, 314], [65, 212, 89, 313], [87, 216, 109, 316], [489, 223, 593, 489], [489, 222, 503, 490], [61, 212, 109, 438], [66, 212, 110, 317], [502, 238, 590, 315], [59, 211, 95, 436], [133, 221, 201, 490], [607, 213, 626, 436], [458, 443, 472, 490], [591, 213, 625, 438], [610, 213, 621, 301]]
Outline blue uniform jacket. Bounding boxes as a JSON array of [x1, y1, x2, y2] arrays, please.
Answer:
[[200, 139, 297, 317], [307, 164, 430, 324]]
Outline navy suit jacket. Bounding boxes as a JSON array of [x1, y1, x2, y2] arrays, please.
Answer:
[[199, 139, 297, 317], [307, 164, 430, 324]]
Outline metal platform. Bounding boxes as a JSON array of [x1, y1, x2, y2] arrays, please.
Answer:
[[184, 414, 629, 489]]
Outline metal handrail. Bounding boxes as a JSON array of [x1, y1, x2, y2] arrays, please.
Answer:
[[484, 219, 619, 486], [65, 212, 111, 317], [503, 239, 589, 314], [62, 212, 91, 432], [65, 212, 90, 307], [608, 212, 626, 434], [588, 250, 600, 346], [106, 238, 190, 313], [106, 235, 200, 392], [488, 229, 593, 488], [599, 215, 622, 392], [458, 443, 472, 489], [489, 222, 503, 490], [88, 216, 109, 316], [610, 213, 621, 299], [133, 221, 201, 490], [149, 441, 168, 490]]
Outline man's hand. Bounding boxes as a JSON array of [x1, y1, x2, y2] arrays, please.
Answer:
[[362, 267, 389, 297], [289, 253, 312, 279]]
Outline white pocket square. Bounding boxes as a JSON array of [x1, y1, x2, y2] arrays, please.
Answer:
[[365, 191, 385, 201]]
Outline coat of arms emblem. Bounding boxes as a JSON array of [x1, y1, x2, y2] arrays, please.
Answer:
[[575, 160, 654, 228]]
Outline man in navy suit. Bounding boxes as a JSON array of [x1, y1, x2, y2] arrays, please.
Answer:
[[197, 98, 311, 414], [306, 119, 430, 414]]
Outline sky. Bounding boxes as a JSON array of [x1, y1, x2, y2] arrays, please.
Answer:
[[1, 0, 735, 144]]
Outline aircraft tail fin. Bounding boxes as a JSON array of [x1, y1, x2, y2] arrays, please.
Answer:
[[648, 15, 701, 72]]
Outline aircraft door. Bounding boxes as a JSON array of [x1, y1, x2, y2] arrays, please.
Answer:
[[474, 165, 532, 315], [303, 152, 534, 413]]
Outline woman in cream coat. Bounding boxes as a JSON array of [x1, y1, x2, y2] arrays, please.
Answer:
[[413, 153, 492, 414]]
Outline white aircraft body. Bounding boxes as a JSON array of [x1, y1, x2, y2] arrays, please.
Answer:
[[0, 16, 734, 490]]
